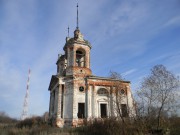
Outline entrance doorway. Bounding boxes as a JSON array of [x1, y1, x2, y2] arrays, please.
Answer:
[[100, 104, 107, 118], [78, 103, 85, 118]]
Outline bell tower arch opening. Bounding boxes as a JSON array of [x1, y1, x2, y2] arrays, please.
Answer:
[[76, 49, 85, 67]]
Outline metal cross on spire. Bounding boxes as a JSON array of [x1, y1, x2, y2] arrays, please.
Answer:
[[76, 3, 79, 29]]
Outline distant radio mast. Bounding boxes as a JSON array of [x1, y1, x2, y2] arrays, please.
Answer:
[[21, 69, 31, 120]]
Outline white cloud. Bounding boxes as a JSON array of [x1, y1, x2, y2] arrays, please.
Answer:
[[162, 16, 180, 28], [122, 69, 137, 77]]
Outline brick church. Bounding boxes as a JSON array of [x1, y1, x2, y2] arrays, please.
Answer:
[[48, 5, 135, 127]]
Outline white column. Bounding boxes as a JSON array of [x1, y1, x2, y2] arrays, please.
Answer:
[[73, 48, 76, 66], [91, 85, 95, 118], [67, 48, 70, 66], [126, 85, 135, 117], [87, 85, 92, 118], [110, 86, 114, 117], [94, 86, 98, 117], [85, 86, 88, 118], [86, 50, 90, 68], [112, 87, 117, 117], [56, 85, 62, 118], [54, 88, 58, 115], [73, 83, 78, 119]]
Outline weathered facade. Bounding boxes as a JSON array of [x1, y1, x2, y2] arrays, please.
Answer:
[[48, 21, 135, 128]]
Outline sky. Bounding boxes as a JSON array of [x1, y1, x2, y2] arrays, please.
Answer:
[[0, 0, 180, 118]]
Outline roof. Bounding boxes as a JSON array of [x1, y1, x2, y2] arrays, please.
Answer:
[[87, 75, 131, 83], [63, 38, 92, 51], [48, 75, 59, 90]]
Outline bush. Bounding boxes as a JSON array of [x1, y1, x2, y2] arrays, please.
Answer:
[[17, 116, 45, 128], [76, 118, 139, 135], [0, 112, 17, 124]]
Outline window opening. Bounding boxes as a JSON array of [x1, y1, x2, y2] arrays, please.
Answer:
[[79, 86, 84, 92], [100, 104, 107, 118], [121, 104, 128, 117], [120, 89, 125, 94], [78, 103, 85, 118]]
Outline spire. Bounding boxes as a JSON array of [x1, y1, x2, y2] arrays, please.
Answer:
[[74, 3, 84, 41], [68, 26, 69, 37], [66, 26, 70, 42], [76, 3, 79, 30]]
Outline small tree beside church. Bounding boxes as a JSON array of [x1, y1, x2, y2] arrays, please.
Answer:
[[109, 71, 136, 123]]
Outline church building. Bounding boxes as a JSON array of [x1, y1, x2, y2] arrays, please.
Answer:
[[48, 5, 135, 127]]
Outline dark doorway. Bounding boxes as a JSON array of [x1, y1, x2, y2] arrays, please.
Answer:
[[121, 104, 128, 117], [78, 103, 85, 118], [61, 84, 64, 118], [100, 104, 107, 118]]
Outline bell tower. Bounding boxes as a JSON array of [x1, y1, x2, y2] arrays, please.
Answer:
[[63, 4, 92, 76]]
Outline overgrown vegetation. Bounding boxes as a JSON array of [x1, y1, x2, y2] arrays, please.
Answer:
[[0, 112, 17, 124], [1, 116, 180, 135], [0, 115, 74, 135]]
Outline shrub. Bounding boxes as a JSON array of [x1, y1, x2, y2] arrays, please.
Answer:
[[17, 116, 45, 128], [77, 118, 139, 135]]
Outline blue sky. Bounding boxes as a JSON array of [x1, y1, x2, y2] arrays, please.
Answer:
[[0, 0, 180, 118]]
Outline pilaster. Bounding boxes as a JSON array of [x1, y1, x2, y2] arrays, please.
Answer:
[[110, 86, 114, 117], [85, 50, 90, 68], [56, 85, 61, 118], [87, 85, 92, 118], [73, 47, 76, 67], [91, 85, 95, 117], [67, 47, 70, 66], [93, 85, 98, 117], [72, 83, 78, 119]]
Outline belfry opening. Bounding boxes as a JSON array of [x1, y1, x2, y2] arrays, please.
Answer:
[[76, 50, 85, 67]]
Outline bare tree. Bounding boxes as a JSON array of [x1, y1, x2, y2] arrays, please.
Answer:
[[109, 71, 137, 135], [137, 65, 180, 130], [109, 70, 123, 80], [109, 71, 132, 121]]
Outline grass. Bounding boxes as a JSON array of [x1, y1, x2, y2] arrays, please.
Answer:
[[0, 117, 180, 135]]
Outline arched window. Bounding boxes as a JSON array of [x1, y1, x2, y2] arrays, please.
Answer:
[[97, 88, 108, 96], [76, 49, 85, 67]]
